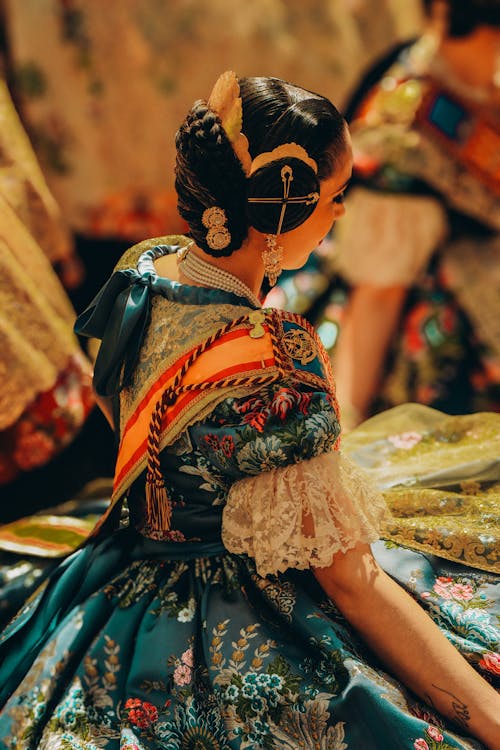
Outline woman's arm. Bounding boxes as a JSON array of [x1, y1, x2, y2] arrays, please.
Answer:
[[329, 187, 448, 427], [333, 284, 406, 428], [313, 544, 500, 749]]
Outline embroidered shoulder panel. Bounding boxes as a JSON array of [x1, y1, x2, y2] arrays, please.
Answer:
[[115, 307, 338, 503], [113, 234, 191, 273]]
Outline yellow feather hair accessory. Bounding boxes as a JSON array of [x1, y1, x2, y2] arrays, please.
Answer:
[[207, 70, 252, 175]]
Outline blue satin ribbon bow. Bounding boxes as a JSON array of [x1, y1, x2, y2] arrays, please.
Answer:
[[75, 267, 158, 397]]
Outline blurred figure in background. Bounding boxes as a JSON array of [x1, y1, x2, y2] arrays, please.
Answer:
[[0, 76, 114, 520], [280, 0, 500, 429]]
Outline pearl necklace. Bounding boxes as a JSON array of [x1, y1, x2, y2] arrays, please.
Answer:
[[177, 246, 261, 308]]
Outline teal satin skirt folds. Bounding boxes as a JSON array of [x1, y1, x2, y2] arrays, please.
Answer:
[[0, 523, 498, 749]]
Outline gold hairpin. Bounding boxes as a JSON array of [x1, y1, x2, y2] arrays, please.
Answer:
[[251, 165, 320, 286]]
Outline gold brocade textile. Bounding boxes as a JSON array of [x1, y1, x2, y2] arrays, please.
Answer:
[[344, 404, 500, 573], [0, 77, 86, 428], [0, 80, 72, 263], [0, 195, 84, 429]]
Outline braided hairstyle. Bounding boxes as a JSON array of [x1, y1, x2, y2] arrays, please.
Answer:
[[175, 77, 347, 256], [422, 0, 500, 37]]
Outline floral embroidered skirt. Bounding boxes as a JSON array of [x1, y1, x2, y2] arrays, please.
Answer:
[[0, 527, 498, 750]]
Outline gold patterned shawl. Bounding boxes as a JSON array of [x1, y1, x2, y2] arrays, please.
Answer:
[[0, 79, 72, 263], [344, 404, 500, 573], [0, 194, 87, 429]]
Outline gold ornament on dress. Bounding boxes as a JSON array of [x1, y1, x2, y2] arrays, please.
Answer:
[[281, 328, 317, 365], [202, 206, 231, 251]]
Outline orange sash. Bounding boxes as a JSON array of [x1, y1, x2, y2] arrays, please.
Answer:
[[88, 308, 336, 540]]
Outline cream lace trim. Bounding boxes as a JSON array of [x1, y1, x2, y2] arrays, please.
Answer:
[[222, 451, 389, 576]]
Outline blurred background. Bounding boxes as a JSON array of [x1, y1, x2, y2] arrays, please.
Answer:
[[1, 0, 424, 308]]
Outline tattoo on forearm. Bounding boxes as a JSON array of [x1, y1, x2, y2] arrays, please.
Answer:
[[431, 684, 470, 728]]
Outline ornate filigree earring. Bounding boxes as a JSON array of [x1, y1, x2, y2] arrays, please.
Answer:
[[202, 206, 231, 251], [262, 234, 284, 287], [248, 162, 319, 287]]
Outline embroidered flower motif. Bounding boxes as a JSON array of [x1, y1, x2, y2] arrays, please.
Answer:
[[162, 529, 187, 542], [53, 683, 88, 730], [426, 726, 444, 742], [413, 739, 429, 750], [305, 412, 339, 453], [173, 663, 192, 686], [236, 435, 287, 474], [449, 583, 474, 601], [235, 395, 271, 433], [479, 651, 500, 675], [181, 647, 194, 668], [177, 597, 196, 622], [202, 433, 235, 459], [220, 435, 235, 457], [154, 695, 228, 747], [124, 698, 159, 728], [432, 577, 454, 599], [270, 387, 310, 420], [225, 684, 240, 702], [387, 431, 423, 450]]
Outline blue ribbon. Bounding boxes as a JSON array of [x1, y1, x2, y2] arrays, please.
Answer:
[[75, 268, 157, 397]]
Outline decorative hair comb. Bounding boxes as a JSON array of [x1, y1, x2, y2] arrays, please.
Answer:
[[207, 71, 319, 176], [207, 71, 320, 284]]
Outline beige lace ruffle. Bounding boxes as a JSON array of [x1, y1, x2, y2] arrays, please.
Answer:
[[332, 187, 448, 286], [222, 451, 389, 576]]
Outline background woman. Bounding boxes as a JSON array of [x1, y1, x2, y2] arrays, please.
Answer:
[[281, 0, 500, 429]]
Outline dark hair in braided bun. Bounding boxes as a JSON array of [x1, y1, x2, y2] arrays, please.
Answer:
[[421, 0, 500, 37], [240, 77, 347, 236], [175, 101, 247, 256], [175, 78, 348, 256]]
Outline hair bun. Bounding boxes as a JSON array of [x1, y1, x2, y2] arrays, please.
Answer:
[[175, 100, 248, 256], [246, 158, 320, 234]]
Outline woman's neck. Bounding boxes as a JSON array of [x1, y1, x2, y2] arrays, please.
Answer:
[[185, 230, 266, 297]]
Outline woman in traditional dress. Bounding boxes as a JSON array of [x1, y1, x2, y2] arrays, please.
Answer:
[[0, 72, 498, 750], [276, 0, 500, 430]]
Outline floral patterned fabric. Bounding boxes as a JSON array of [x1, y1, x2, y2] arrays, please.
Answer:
[[0, 250, 498, 749], [0, 531, 497, 750], [0, 353, 94, 485]]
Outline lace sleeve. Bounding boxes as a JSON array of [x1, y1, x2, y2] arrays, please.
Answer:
[[332, 187, 448, 286], [222, 450, 389, 577]]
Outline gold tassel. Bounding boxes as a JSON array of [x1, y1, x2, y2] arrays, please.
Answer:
[[145, 475, 172, 532]]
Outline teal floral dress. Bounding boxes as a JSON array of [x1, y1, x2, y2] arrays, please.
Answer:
[[0, 242, 498, 750]]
